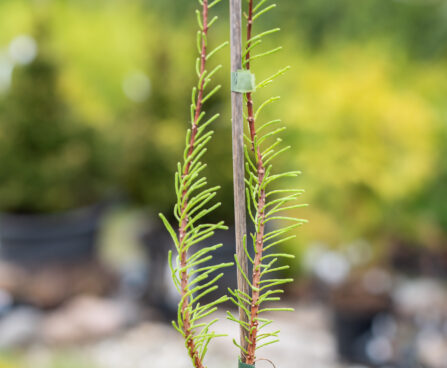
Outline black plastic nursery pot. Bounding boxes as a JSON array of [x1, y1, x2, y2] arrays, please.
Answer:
[[141, 222, 238, 296], [331, 279, 393, 366], [334, 307, 384, 365], [390, 242, 447, 278], [0, 204, 105, 265], [140, 219, 178, 319]]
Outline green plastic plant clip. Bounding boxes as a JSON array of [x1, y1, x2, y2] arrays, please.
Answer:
[[232, 70, 256, 93], [239, 359, 255, 368]]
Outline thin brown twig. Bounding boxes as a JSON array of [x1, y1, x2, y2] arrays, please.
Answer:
[[255, 358, 278, 368]]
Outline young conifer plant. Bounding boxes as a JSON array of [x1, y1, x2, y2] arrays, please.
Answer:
[[160, 0, 305, 367], [227, 0, 307, 365], [158, 0, 232, 367]]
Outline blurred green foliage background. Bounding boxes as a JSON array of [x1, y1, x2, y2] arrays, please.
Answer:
[[0, 0, 445, 263]]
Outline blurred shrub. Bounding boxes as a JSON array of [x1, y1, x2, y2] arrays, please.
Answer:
[[0, 25, 112, 214], [278, 42, 442, 250], [281, 0, 447, 59]]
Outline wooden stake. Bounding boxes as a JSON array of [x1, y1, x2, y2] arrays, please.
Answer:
[[229, 0, 250, 360]]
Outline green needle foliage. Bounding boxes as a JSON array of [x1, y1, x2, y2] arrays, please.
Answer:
[[227, 0, 307, 364], [158, 0, 231, 367]]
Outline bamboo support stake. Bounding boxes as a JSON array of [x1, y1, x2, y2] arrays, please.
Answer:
[[229, 0, 250, 360]]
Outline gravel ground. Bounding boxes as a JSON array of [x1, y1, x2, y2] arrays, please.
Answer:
[[86, 304, 344, 368], [14, 303, 356, 368]]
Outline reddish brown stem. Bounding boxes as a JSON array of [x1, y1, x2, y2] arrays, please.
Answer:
[[244, 0, 267, 364], [178, 2, 209, 367]]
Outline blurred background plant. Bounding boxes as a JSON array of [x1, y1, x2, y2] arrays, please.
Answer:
[[0, 20, 112, 214]]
